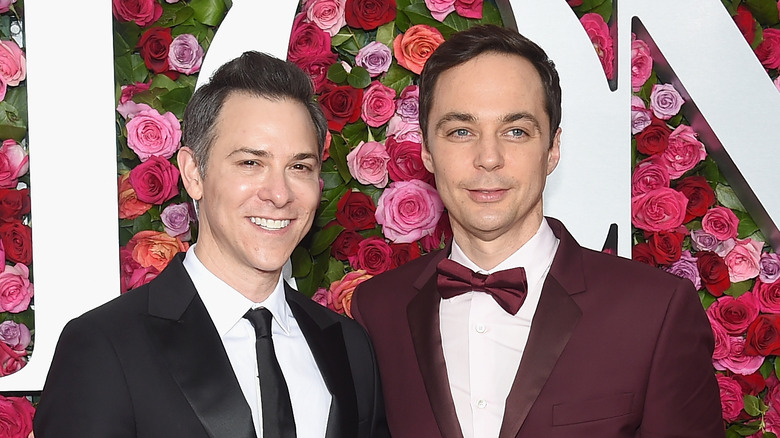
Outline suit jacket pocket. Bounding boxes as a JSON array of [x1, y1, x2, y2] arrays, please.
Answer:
[[552, 392, 633, 426]]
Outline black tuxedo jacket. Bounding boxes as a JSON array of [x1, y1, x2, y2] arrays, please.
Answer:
[[34, 254, 389, 438], [352, 218, 724, 438]]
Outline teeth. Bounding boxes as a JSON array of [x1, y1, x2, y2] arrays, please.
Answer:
[[250, 217, 291, 230]]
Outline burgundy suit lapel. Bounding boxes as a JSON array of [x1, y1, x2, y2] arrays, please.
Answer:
[[407, 246, 465, 438]]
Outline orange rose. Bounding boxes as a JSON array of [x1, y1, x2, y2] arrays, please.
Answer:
[[328, 270, 372, 317], [118, 173, 152, 219], [127, 230, 188, 272], [393, 24, 444, 74]]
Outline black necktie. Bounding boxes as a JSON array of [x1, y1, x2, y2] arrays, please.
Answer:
[[437, 258, 528, 315], [244, 307, 296, 438]]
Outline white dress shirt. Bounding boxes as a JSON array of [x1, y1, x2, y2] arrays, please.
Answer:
[[183, 245, 332, 438], [440, 219, 559, 438]]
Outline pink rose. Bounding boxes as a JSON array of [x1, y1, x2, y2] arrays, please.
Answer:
[[580, 13, 614, 80], [361, 81, 396, 127], [168, 34, 204, 75], [119, 246, 160, 294], [0, 40, 24, 87], [128, 156, 181, 204], [297, 52, 338, 93], [0, 139, 28, 189], [760, 253, 780, 283], [0, 263, 33, 314], [702, 206, 740, 241], [328, 270, 372, 317], [660, 124, 706, 179], [355, 41, 392, 77], [126, 108, 182, 161], [0, 342, 25, 376], [756, 278, 780, 314], [346, 141, 390, 188], [312, 287, 329, 307], [348, 237, 394, 276], [710, 316, 730, 360], [0, 321, 29, 351], [305, 0, 346, 36], [713, 336, 764, 375], [649, 83, 684, 120], [112, 0, 162, 27], [386, 137, 434, 183], [707, 292, 760, 335], [0, 0, 16, 14], [119, 81, 151, 105], [631, 187, 688, 232], [631, 96, 651, 135], [117, 101, 153, 120], [386, 114, 422, 143], [160, 202, 193, 240], [454, 0, 482, 19], [725, 238, 763, 282], [631, 34, 652, 92], [756, 28, 780, 70], [0, 395, 34, 436], [425, 0, 455, 21], [288, 14, 332, 64], [631, 155, 669, 196], [775, 76, 780, 93], [376, 180, 444, 243], [716, 374, 745, 422], [395, 85, 419, 122]]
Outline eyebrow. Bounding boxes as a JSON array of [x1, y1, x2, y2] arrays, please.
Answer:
[[227, 147, 319, 162], [434, 112, 476, 132]]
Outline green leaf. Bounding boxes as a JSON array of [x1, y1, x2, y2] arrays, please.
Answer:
[[573, 0, 613, 22], [132, 212, 154, 235], [403, 4, 459, 38], [765, 432, 779, 438], [155, 2, 194, 28], [342, 120, 369, 147], [324, 258, 348, 286], [381, 62, 415, 94], [291, 246, 313, 278], [760, 358, 774, 379], [339, 29, 371, 56], [158, 87, 193, 118], [745, 0, 780, 26], [479, 1, 503, 26], [724, 280, 753, 298], [700, 290, 717, 309], [0, 100, 26, 141], [316, 186, 348, 227], [347, 66, 372, 89], [744, 394, 762, 416], [311, 225, 346, 255], [321, 160, 345, 191], [4, 87, 27, 126], [735, 211, 760, 238], [327, 62, 348, 84], [699, 157, 722, 184], [115, 53, 149, 85], [329, 135, 353, 183], [189, 0, 227, 26], [150, 74, 181, 91], [726, 422, 761, 436], [376, 22, 396, 47], [332, 27, 353, 47], [716, 184, 747, 212]]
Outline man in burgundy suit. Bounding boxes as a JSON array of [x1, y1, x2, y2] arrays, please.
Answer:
[[351, 25, 724, 437]]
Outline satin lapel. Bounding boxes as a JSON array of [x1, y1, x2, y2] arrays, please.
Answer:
[[498, 218, 585, 438], [407, 247, 464, 438], [145, 255, 256, 438], [286, 285, 358, 438]]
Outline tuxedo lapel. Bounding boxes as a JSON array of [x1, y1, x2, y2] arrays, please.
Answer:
[[407, 247, 465, 438], [285, 285, 358, 438], [144, 255, 256, 438]]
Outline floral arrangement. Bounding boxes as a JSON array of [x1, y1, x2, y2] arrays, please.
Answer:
[[573, 0, 780, 435]]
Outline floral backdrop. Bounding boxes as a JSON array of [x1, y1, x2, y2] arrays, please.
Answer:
[[0, 0, 778, 436]]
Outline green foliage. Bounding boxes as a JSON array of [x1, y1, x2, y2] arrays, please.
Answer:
[[573, 0, 613, 22], [724, 280, 753, 298], [381, 63, 415, 94], [0, 100, 26, 141], [716, 183, 748, 212], [189, 0, 228, 26], [745, 0, 780, 26], [347, 66, 372, 89]]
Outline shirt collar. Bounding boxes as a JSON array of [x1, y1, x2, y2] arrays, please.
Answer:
[[182, 244, 293, 336]]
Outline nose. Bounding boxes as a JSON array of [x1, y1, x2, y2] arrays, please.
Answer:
[[474, 135, 504, 171], [258, 168, 293, 208]]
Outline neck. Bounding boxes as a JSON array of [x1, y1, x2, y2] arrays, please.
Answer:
[[451, 217, 543, 271], [193, 244, 280, 303]]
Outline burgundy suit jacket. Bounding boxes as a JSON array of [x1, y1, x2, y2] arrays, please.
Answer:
[[351, 218, 724, 438]]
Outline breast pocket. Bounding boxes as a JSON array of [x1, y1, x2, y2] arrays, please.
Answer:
[[552, 392, 634, 426]]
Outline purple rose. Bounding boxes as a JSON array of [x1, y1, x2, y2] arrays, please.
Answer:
[[650, 83, 684, 120], [0, 321, 30, 351], [346, 141, 390, 188], [395, 85, 419, 122], [168, 34, 204, 75], [631, 96, 651, 135], [691, 229, 720, 252], [375, 180, 444, 243], [664, 250, 701, 289], [760, 253, 780, 283], [160, 202, 192, 240], [125, 108, 182, 161], [355, 41, 392, 77]]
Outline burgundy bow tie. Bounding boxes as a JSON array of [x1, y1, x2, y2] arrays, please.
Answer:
[[436, 258, 528, 315]]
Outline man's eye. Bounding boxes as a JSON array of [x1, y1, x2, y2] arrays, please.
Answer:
[[450, 128, 470, 137], [291, 163, 313, 171], [242, 160, 259, 166], [508, 128, 526, 137]]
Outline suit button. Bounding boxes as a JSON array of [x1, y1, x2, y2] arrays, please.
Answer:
[[475, 323, 486, 333], [476, 399, 487, 409]]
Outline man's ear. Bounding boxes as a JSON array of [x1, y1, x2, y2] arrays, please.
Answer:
[[177, 146, 204, 201], [421, 142, 435, 174], [547, 128, 562, 175]]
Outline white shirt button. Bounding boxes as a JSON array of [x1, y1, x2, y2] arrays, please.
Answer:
[[475, 323, 486, 333], [476, 399, 487, 409]]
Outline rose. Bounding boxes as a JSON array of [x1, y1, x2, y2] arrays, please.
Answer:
[[632, 242, 658, 267], [348, 237, 393, 275], [713, 336, 764, 375], [112, 0, 162, 27], [390, 242, 422, 268], [0, 40, 24, 87], [454, 0, 483, 19], [630, 96, 651, 135], [375, 180, 444, 243], [118, 173, 152, 220], [716, 374, 744, 422], [0, 342, 25, 376], [725, 238, 763, 282], [0, 396, 34, 438], [756, 278, 780, 313], [331, 229, 364, 260], [345, 0, 397, 30], [328, 270, 372, 317], [775, 76, 780, 93], [675, 176, 715, 222], [425, 0, 454, 21], [312, 287, 329, 307], [631, 156, 669, 196], [630, 187, 688, 232], [760, 253, 780, 283], [126, 108, 182, 161], [305, 0, 346, 36], [734, 5, 756, 44], [645, 230, 685, 266], [567, 0, 583, 6], [756, 28, 780, 70], [393, 24, 445, 75], [631, 35, 652, 92], [0, 321, 29, 351], [288, 14, 333, 64], [580, 13, 614, 80], [710, 316, 730, 360], [0, 0, 16, 14], [395, 85, 419, 121], [297, 53, 338, 93], [126, 230, 188, 272], [691, 229, 720, 252], [119, 246, 160, 294], [698, 251, 731, 296], [734, 372, 766, 396], [649, 83, 684, 120], [168, 34, 204, 75], [420, 212, 452, 252], [0, 221, 31, 265], [745, 314, 780, 356], [386, 137, 433, 184], [707, 292, 760, 335], [0, 139, 29, 189], [119, 81, 151, 105], [355, 41, 392, 77], [702, 206, 740, 241], [361, 81, 396, 127], [346, 141, 390, 188], [137, 27, 172, 74], [660, 124, 706, 179], [0, 188, 29, 222], [117, 101, 153, 120], [335, 190, 377, 231], [0, 263, 32, 313], [386, 114, 422, 143], [128, 156, 181, 204], [160, 203, 192, 239], [635, 117, 671, 156], [664, 250, 701, 290], [319, 83, 363, 131]]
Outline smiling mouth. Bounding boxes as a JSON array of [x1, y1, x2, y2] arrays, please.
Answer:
[[250, 217, 291, 230]]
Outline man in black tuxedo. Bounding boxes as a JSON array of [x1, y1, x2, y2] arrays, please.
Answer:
[[34, 51, 389, 438]]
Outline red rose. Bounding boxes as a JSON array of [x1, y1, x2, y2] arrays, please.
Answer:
[[0, 221, 31, 265], [0, 394, 34, 438], [287, 14, 333, 64], [707, 292, 760, 335], [345, 0, 397, 30], [297, 53, 337, 94], [348, 236, 393, 275], [635, 117, 671, 156], [331, 229, 364, 261], [733, 372, 766, 396], [137, 27, 172, 74], [675, 176, 715, 223], [112, 0, 162, 27], [0, 189, 30, 223], [566, 0, 583, 6], [336, 190, 377, 231], [646, 230, 685, 266], [386, 137, 434, 184], [632, 242, 658, 267], [390, 242, 422, 269], [319, 84, 364, 132], [734, 5, 756, 44], [128, 156, 180, 204], [697, 251, 731, 297], [745, 314, 780, 356]]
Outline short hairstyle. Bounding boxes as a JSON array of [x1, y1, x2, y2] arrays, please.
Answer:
[[182, 51, 328, 177], [418, 25, 562, 146]]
